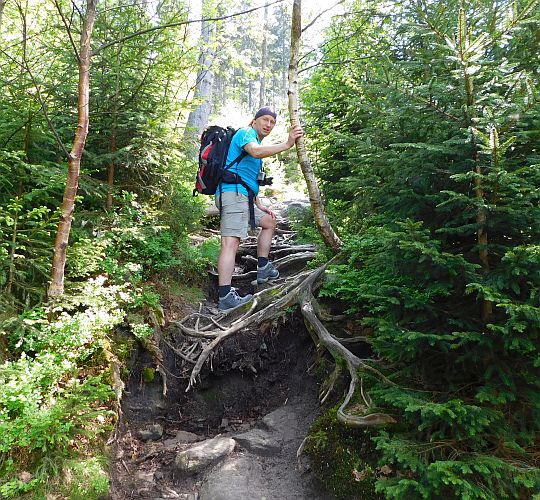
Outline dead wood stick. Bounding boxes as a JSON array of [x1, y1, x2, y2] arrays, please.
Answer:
[[320, 363, 342, 404], [161, 338, 198, 364], [272, 244, 316, 255], [195, 303, 202, 331], [169, 320, 220, 338], [184, 314, 227, 331], [273, 252, 316, 267], [336, 336, 372, 345]]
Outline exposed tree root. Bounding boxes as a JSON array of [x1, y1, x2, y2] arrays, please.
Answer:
[[300, 295, 396, 427], [104, 348, 125, 410], [167, 237, 396, 428]]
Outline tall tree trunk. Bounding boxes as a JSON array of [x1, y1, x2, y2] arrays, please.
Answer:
[[48, 0, 96, 299], [458, 8, 492, 322], [288, 0, 342, 252], [258, 5, 268, 108], [0, 0, 7, 29], [106, 48, 120, 210], [106, 130, 117, 210], [281, 11, 288, 98], [183, 18, 214, 151]]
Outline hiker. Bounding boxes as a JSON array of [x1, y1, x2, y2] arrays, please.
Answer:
[[216, 106, 304, 312]]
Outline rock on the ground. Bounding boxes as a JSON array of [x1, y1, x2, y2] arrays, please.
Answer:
[[176, 430, 200, 442], [282, 199, 310, 218], [260, 406, 302, 443], [138, 423, 163, 441], [233, 428, 281, 456], [164, 430, 201, 449], [197, 456, 271, 500], [175, 437, 236, 475]]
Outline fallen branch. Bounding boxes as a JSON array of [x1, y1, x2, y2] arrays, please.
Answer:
[[161, 337, 200, 364], [169, 320, 220, 338]]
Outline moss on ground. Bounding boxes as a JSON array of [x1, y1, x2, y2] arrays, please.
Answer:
[[305, 406, 383, 500]]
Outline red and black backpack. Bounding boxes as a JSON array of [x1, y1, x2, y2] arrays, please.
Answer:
[[193, 126, 247, 196], [193, 125, 256, 229]]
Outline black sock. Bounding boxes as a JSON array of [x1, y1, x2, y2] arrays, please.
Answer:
[[258, 256, 269, 268], [219, 284, 231, 298]]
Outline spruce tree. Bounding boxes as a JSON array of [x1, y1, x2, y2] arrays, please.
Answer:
[[306, 0, 540, 497]]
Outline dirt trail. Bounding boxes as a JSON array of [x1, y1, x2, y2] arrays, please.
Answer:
[[110, 202, 331, 499]]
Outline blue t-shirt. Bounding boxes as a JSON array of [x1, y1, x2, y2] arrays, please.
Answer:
[[219, 126, 262, 197]]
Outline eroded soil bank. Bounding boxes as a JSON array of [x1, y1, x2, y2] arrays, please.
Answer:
[[109, 311, 331, 499]]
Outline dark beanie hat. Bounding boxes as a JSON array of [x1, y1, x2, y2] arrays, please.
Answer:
[[254, 106, 277, 120]]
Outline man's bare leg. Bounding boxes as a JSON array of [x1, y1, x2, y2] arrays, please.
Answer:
[[218, 236, 241, 286], [257, 214, 277, 258]]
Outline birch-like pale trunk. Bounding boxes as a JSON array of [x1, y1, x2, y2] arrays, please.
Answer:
[[288, 0, 342, 252], [48, 0, 97, 298], [0, 0, 6, 29], [258, 5, 268, 108], [183, 17, 214, 150]]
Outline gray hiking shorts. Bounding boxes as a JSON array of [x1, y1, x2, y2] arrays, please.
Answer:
[[215, 191, 266, 240]]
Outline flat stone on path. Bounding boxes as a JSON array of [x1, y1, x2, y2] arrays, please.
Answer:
[[175, 436, 236, 475], [138, 423, 163, 441], [198, 456, 271, 500], [233, 428, 281, 456], [175, 430, 200, 443], [260, 405, 303, 444]]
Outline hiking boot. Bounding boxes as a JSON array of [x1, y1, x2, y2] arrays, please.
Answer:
[[218, 288, 253, 312], [257, 262, 280, 284]]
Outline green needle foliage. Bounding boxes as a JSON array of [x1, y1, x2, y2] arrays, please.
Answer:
[[307, 0, 540, 497]]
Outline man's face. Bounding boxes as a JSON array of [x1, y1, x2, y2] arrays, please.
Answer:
[[253, 114, 276, 138]]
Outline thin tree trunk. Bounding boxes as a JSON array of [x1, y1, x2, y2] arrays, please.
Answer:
[[9, 113, 31, 294], [282, 11, 288, 97], [106, 49, 120, 210], [48, 0, 97, 298], [183, 18, 214, 150], [458, 8, 492, 322], [288, 0, 342, 252], [258, 5, 268, 108], [0, 0, 7, 29], [7, 196, 20, 295], [106, 131, 116, 210]]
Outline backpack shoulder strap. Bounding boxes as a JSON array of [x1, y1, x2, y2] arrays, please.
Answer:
[[224, 150, 248, 171]]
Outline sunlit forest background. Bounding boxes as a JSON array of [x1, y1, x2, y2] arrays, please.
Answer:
[[1, 0, 539, 498]]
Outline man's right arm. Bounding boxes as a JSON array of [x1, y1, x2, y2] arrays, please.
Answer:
[[244, 125, 303, 159]]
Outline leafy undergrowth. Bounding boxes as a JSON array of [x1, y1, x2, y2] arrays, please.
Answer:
[[0, 191, 217, 498], [0, 280, 125, 498]]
